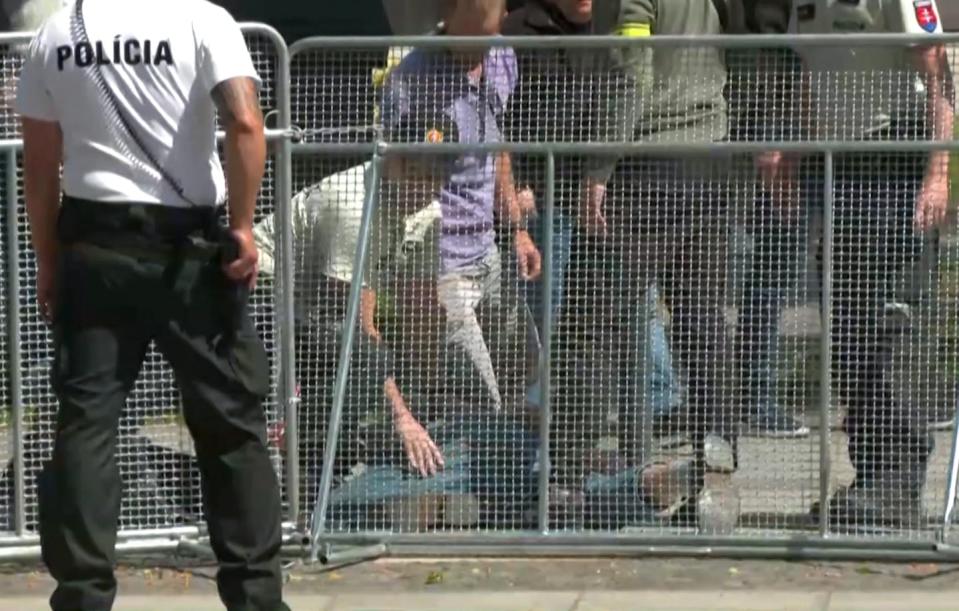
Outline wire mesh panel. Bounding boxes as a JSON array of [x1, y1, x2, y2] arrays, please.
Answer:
[[0, 149, 11, 535], [0, 35, 28, 140], [292, 35, 959, 547], [291, 45, 386, 144], [0, 28, 288, 538]]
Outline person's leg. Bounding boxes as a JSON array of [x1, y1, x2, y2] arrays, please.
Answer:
[[524, 211, 575, 410], [550, 231, 615, 489], [643, 284, 682, 419], [657, 178, 731, 501], [609, 164, 659, 470], [525, 211, 573, 333], [43, 247, 151, 611], [736, 192, 809, 437], [156, 258, 285, 611], [829, 152, 934, 530], [437, 256, 503, 410]]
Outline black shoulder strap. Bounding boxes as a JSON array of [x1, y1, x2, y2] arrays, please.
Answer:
[[72, 0, 199, 207]]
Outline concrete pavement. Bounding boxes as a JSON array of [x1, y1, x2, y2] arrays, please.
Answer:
[[2, 590, 959, 611]]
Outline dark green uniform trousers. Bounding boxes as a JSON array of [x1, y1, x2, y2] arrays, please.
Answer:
[[40, 198, 287, 611]]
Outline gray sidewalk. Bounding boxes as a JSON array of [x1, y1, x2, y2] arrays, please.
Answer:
[[2, 590, 959, 610], [4, 558, 959, 610]]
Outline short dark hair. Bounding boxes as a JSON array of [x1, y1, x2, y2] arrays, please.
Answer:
[[387, 108, 459, 145], [385, 108, 460, 179]]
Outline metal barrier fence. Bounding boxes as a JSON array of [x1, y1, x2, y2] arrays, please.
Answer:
[[3, 29, 959, 565], [289, 34, 959, 563]]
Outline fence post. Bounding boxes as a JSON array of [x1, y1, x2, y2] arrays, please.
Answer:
[[5, 148, 24, 536], [819, 151, 834, 538], [271, 31, 300, 528], [941, 393, 959, 539], [537, 151, 556, 533], [309, 144, 385, 561]]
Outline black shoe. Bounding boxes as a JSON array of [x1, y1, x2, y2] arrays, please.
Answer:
[[818, 477, 925, 534], [742, 409, 810, 439]]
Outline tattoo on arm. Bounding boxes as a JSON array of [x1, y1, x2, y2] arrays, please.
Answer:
[[212, 77, 262, 126]]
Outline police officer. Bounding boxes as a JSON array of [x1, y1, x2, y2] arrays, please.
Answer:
[[770, 0, 954, 530], [585, 0, 735, 522], [16, 1, 289, 609]]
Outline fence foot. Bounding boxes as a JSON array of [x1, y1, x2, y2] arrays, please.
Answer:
[[319, 543, 388, 567], [176, 539, 216, 559]]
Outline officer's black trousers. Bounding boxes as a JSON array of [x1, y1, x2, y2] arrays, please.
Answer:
[[40, 200, 286, 611], [824, 153, 936, 483]]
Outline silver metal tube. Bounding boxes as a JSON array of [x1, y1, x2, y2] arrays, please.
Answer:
[[0, 538, 183, 562], [819, 152, 835, 539], [116, 526, 202, 540], [0, 33, 32, 43], [537, 153, 556, 534], [0, 535, 37, 546], [0, 527, 196, 548], [6, 150, 25, 537], [268, 23, 300, 529], [291, 140, 959, 156], [319, 543, 388, 566], [288, 33, 959, 54], [311, 531, 954, 552], [0, 129, 291, 152], [356, 542, 959, 564], [308, 147, 386, 561], [941, 393, 959, 535], [214, 128, 292, 141]]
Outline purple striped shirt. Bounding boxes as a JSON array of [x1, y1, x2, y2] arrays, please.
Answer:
[[383, 45, 518, 272]]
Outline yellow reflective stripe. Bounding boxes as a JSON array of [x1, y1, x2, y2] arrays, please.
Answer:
[[616, 22, 651, 37]]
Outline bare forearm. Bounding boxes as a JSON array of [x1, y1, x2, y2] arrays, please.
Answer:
[[385, 377, 412, 419], [22, 119, 62, 265], [916, 46, 954, 180], [213, 77, 265, 230], [224, 126, 265, 230], [495, 152, 521, 226], [927, 83, 954, 180], [360, 288, 378, 338], [25, 177, 60, 264]]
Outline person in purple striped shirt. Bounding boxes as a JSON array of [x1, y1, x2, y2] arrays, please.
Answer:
[[382, 0, 541, 412]]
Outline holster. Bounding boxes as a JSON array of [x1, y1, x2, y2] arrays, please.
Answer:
[[57, 196, 250, 339]]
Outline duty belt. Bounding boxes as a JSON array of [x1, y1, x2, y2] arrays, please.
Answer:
[[58, 196, 229, 261]]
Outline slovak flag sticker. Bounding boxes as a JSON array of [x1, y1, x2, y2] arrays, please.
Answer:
[[914, 1, 939, 33]]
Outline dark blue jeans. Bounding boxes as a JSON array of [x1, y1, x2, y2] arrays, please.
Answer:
[[524, 212, 680, 415], [735, 193, 815, 420]]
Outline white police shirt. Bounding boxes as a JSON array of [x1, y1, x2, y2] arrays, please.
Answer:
[[15, 0, 260, 206], [790, 0, 944, 140]]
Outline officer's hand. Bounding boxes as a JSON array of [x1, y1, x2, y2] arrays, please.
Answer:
[[915, 174, 949, 232], [580, 179, 608, 238], [515, 230, 542, 281], [395, 411, 445, 478], [225, 227, 259, 289], [755, 151, 786, 186], [757, 151, 801, 221]]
